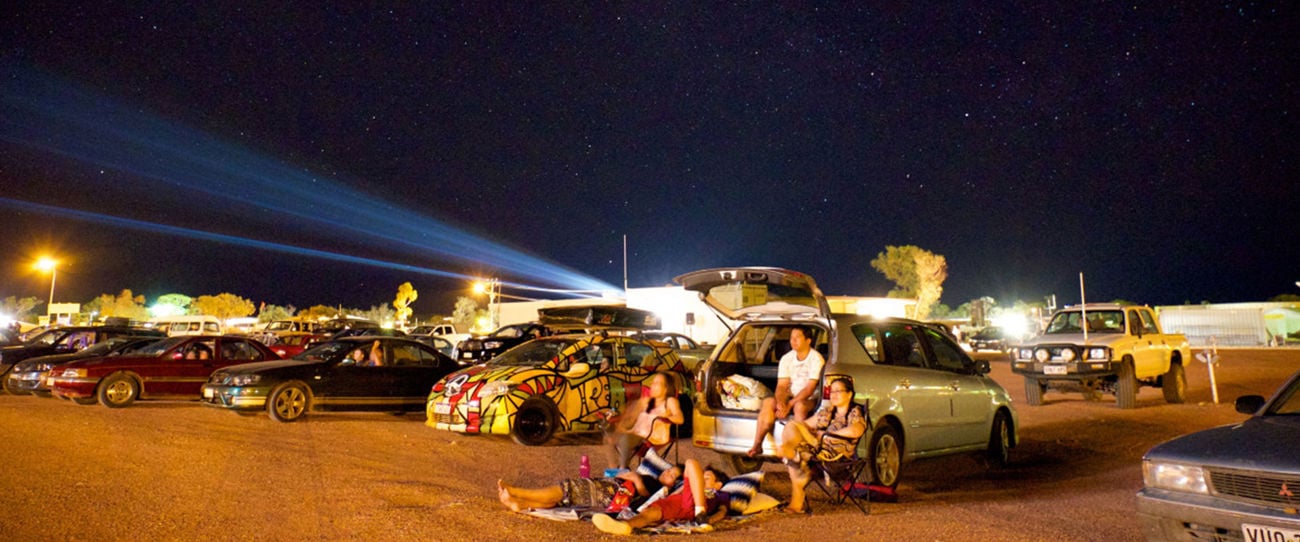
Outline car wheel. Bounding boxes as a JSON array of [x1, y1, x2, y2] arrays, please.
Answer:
[[1161, 362, 1186, 403], [267, 382, 311, 422], [97, 373, 139, 408], [1115, 358, 1138, 409], [1024, 376, 1045, 406], [4, 377, 29, 395], [985, 411, 1012, 468], [511, 397, 558, 446], [727, 453, 765, 475], [869, 423, 903, 489]]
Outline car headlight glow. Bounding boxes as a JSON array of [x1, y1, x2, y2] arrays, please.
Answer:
[[1087, 347, 1109, 360], [1060, 349, 1077, 362], [229, 374, 261, 386], [60, 368, 87, 378], [1034, 349, 1050, 362], [1143, 460, 1207, 494], [478, 380, 513, 399]]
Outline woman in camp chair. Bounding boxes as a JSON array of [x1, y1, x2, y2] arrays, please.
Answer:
[[779, 376, 867, 514], [605, 371, 684, 469]]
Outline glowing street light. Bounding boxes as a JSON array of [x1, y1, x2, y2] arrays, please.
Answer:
[[473, 278, 501, 331], [34, 257, 58, 311]]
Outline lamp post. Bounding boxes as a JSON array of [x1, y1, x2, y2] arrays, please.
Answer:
[[35, 257, 58, 314]]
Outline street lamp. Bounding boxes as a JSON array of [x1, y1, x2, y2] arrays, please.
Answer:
[[34, 257, 58, 312], [473, 278, 500, 331]]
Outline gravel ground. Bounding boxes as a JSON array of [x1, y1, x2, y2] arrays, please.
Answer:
[[1, 348, 1296, 541]]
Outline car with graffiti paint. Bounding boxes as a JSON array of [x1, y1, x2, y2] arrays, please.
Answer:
[[426, 305, 693, 445]]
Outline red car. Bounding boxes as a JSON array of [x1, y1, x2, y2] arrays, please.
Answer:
[[262, 332, 325, 358], [49, 335, 280, 408]]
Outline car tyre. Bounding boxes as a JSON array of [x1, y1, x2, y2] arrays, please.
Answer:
[[1161, 362, 1186, 404], [868, 423, 903, 489], [4, 377, 29, 396], [511, 397, 559, 446], [267, 382, 311, 422], [1024, 376, 1045, 406], [97, 373, 139, 408], [1115, 358, 1138, 409], [985, 410, 1012, 468], [725, 453, 765, 475]]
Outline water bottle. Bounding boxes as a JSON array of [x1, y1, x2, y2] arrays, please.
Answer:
[[579, 455, 591, 478]]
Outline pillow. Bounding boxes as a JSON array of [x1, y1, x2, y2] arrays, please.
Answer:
[[635, 447, 673, 480], [718, 471, 764, 514], [743, 492, 781, 515]]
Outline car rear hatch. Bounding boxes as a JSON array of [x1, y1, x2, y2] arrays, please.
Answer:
[[674, 267, 830, 322]]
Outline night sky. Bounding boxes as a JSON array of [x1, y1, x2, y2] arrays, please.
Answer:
[[2, 3, 1296, 316]]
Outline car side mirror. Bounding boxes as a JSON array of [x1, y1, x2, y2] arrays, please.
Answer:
[[1235, 395, 1266, 415], [974, 360, 991, 375], [562, 362, 592, 378]]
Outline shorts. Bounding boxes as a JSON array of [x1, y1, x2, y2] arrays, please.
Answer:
[[559, 477, 621, 508]]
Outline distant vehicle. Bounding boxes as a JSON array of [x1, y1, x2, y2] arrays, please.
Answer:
[[409, 323, 469, 346], [1136, 369, 1300, 540], [1, 325, 166, 390], [261, 332, 326, 358], [1012, 304, 1191, 408], [409, 334, 457, 360], [202, 336, 458, 422], [263, 318, 324, 334], [680, 267, 1018, 486], [48, 335, 280, 407], [5, 336, 161, 396], [454, 322, 553, 364], [967, 326, 1013, 353], [149, 315, 224, 337], [639, 331, 713, 372], [427, 305, 692, 446]]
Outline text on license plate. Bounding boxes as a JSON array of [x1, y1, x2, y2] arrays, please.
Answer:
[[1043, 364, 1068, 375], [433, 403, 451, 415], [1242, 523, 1300, 542]]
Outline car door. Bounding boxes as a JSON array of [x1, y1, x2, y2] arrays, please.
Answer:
[[316, 341, 398, 409], [918, 325, 992, 447], [388, 342, 441, 405], [155, 338, 220, 397], [874, 323, 957, 455], [1128, 308, 1165, 375]]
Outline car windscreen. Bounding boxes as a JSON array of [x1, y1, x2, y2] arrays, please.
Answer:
[[1268, 377, 1300, 415], [25, 330, 66, 346], [1045, 310, 1124, 334], [487, 338, 574, 367]]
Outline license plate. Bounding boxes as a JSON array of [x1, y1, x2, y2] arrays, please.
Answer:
[[1242, 523, 1300, 541], [433, 403, 451, 415], [1043, 364, 1068, 375], [203, 387, 214, 399]]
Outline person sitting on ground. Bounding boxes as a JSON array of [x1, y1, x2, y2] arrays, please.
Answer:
[[748, 326, 825, 457], [605, 371, 685, 469], [778, 376, 867, 514], [592, 459, 730, 535], [497, 463, 683, 513]]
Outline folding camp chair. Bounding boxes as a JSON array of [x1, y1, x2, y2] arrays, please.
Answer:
[[806, 430, 871, 514], [631, 417, 679, 464]]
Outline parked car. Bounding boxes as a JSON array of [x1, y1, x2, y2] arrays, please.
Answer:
[[148, 315, 224, 336], [453, 322, 553, 364], [409, 334, 457, 360], [201, 336, 458, 422], [1136, 369, 1300, 541], [48, 335, 280, 407], [427, 305, 692, 446], [678, 267, 1018, 486], [5, 336, 161, 396], [1, 325, 166, 390], [967, 326, 1013, 353], [639, 331, 713, 372], [259, 332, 326, 358]]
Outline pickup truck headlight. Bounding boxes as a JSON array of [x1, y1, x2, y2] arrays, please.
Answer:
[[1143, 460, 1207, 494], [478, 380, 514, 400], [1060, 349, 1077, 362], [1034, 349, 1050, 362], [1016, 348, 1034, 360], [1086, 347, 1109, 360]]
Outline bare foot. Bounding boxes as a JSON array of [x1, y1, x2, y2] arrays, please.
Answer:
[[497, 480, 522, 512]]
